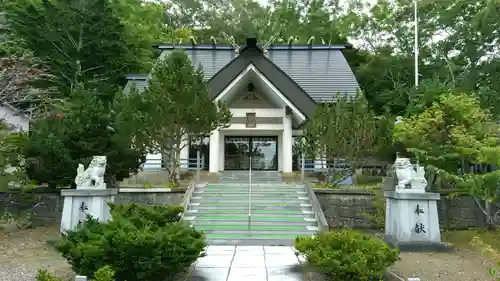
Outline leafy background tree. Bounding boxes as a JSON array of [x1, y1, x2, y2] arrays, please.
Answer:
[[393, 91, 500, 226], [301, 93, 378, 186]]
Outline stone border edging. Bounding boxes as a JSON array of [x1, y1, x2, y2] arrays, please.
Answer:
[[313, 188, 373, 196], [386, 271, 405, 281], [61, 188, 118, 197]]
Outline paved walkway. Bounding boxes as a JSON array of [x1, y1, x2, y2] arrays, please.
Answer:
[[187, 245, 306, 281]]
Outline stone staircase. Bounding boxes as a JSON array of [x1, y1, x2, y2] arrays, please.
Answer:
[[183, 171, 322, 245]]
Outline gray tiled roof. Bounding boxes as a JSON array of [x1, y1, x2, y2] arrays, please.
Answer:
[[268, 50, 359, 102], [125, 45, 360, 102]]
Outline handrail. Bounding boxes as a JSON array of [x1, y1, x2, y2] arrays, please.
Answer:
[[196, 151, 201, 183], [301, 153, 305, 183], [181, 181, 198, 220], [248, 155, 252, 235], [142, 157, 205, 172], [305, 182, 329, 231]]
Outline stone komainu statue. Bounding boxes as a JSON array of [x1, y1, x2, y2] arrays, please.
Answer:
[[393, 157, 427, 192], [74, 156, 107, 188]]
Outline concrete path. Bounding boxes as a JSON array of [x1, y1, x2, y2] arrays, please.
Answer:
[[187, 245, 306, 281]]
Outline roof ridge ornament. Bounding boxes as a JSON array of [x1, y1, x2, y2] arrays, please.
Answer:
[[307, 36, 315, 46], [262, 32, 279, 53], [221, 32, 240, 53], [189, 35, 197, 45]]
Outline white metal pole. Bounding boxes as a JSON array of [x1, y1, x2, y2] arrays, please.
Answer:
[[414, 0, 419, 88]]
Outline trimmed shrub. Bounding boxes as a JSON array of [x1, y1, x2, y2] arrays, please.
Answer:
[[56, 204, 205, 281], [108, 202, 184, 225], [92, 265, 116, 281], [36, 266, 115, 281], [295, 230, 399, 281], [35, 269, 63, 281]]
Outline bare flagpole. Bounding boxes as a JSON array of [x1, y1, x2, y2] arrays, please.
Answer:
[[414, 0, 419, 88]]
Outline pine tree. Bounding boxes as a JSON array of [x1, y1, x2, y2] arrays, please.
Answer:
[[4, 0, 150, 105], [25, 84, 146, 187], [119, 50, 231, 184]]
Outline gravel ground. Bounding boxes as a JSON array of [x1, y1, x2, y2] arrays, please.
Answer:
[[392, 250, 495, 281], [0, 225, 497, 281], [0, 225, 72, 281]]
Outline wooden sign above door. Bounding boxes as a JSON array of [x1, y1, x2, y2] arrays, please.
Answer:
[[246, 112, 256, 128]]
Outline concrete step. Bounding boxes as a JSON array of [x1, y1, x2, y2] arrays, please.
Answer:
[[193, 224, 319, 232], [205, 231, 314, 240], [196, 188, 306, 193], [205, 184, 303, 187], [205, 238, 294, 246], [190, 198, 309, 204], [193, 190, 307, 195], [189, 202, 312, 208], [184, 209, 315, 216], [188, 218, 318, 226], [192, 192, 307, 198], [199, 228, 318, 235]]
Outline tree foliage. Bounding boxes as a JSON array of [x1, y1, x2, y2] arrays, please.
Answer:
[[393, 91, 500, 225], [302, 92, 378, 186], [0, 55, 57, 116], [119, 50, 231, 184], [25, 84, 146, 187], [4, 0, 150, 104]]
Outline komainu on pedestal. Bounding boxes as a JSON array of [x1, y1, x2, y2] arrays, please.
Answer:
[[384, 156, 450, 251], [74, 155, 107, 189], [60, 156, 116, 233]]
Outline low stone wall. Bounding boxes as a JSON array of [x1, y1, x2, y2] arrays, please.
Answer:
[[0, 189, 64, 226], [115, 188, 186, 206], [0, 187, 488, 230], [314, 188, 488, 230], [0, 188, 186, 226]]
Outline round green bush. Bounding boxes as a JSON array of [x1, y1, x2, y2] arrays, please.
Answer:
[[56, 204, 205, 281], [294, 230, 399, 281]]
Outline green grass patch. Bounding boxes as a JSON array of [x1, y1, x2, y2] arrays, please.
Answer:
[[442, 229, 500, 250]]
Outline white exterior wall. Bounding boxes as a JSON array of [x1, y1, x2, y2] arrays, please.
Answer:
[[282, 115, 293, 173], [209, 129, 220, 172], [277, 132, 283, 171], [143, 63, 305, 173]]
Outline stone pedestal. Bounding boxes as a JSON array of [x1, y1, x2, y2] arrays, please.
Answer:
[[384, 191, 449, 251], [60, 188, 117, 233]]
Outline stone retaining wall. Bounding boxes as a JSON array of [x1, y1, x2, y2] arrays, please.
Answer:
[[314, 188, 487, 230], [0, 187, 488, 230], [0, 188, 186, 226]]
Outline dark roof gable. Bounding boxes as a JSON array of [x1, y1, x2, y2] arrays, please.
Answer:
[[125, 40, 360, 105], [207, 43, 317, 119]]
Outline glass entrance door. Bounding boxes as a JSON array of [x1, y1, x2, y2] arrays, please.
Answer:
[[224, 136, 250, 170], [224, 136, 278, 170]]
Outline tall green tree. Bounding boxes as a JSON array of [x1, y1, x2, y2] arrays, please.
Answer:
[[25, 84, 146, 187], [4, 0, 150, 104], [119, 50, 231, 184]]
